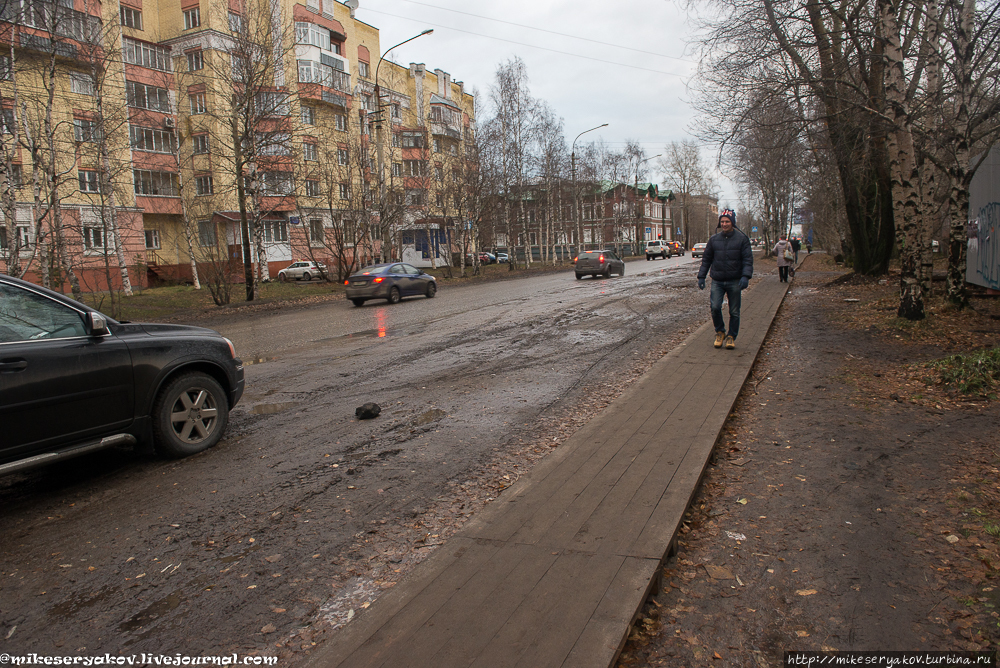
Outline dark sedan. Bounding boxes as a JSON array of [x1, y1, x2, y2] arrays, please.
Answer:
[[574, 250, 626, 279], [0, 274, 244, 475], [344, 262, 438, 306]]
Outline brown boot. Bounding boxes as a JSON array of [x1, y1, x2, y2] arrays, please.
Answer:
[[725, 335, 735, 349], [714, 332, 725, 348]]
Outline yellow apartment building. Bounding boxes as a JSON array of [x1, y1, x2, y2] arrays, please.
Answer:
[[0, 0, 475, 290]]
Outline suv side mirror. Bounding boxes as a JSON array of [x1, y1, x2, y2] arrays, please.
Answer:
[[87, 312, 109, 336]]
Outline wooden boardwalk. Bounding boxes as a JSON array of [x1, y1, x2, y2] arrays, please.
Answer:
[[303, 275, 790, 668]]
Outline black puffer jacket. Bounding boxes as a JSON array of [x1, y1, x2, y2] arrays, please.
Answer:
[[697, 227, 753, 282]]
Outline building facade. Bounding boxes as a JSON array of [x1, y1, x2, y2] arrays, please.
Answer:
[[0, 0, 475, 290]]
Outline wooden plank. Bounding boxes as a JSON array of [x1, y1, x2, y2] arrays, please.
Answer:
[[559, 557, 662, 668], [306, 537, 503, 668], [466, 552, 626, 668], [395, 542, 558, 668], [462, 363, 708, 544], [552, 364, 732, 554]]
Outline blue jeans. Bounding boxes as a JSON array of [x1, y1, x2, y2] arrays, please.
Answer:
[[710, 279, 742, 339]]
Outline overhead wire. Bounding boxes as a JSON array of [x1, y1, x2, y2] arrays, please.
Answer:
[[360, 8, 694, 79], [388, 0, 697, 65]]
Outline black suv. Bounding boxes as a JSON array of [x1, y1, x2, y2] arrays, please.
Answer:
[[0, 274, 244, 475]]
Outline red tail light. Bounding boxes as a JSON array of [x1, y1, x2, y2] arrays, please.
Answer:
[[572, 256, 577, 262], [374, 277, 384, 283], [344, 280, 349, 285], [599, 254, 605, 263]]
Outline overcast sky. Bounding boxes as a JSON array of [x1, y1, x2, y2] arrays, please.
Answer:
[[353, 0, 740, 209]]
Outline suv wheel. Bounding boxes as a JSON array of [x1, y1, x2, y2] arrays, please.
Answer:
[[152, 372, 229, 458]]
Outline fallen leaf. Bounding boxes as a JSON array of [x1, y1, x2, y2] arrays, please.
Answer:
[[703, 564, 735, 580], [796, 630, 810, 637], [796, 589, 817, 596], [261, 624, 276, 634]]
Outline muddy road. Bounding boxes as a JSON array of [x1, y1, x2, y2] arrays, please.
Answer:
[[0, 256, 705, 659]]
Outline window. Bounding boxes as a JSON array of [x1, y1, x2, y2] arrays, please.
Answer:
[[122, 39, 171, 71], [301, 106, 315, 125], [335, 113, 347, 132], [0, 55, 11, 81], [362, 94, 374, 111], [305, 180, 320, 197], [402, 132, 424, 148], [435, 192, 443, 208], [339, 183, 349, 200], [309, 219, 323, 243], [0, 224, 30, 251], [260, 172, 293, 195], [391, 163, 402, 178], [255, 92, 289, 116], [133, 170, 180, 196], [433, 137, 441, 153], [358, 61, 370, 79], [391, 103, 401, 119], [198, 220, 216, 247], [262, 220, 288, 242], [195, 174, 213, 195], [74, 118, 101, 143], [190, 92, 207, 114], [403, 160, 427, 176], [187, 50, 203, 71], [391, 133, 400, 147], [4, 164, 22, 188], [83, 224, 104, 250], [127, 81, 171, 112], [257, 132, 291, 156], [183, 7, 200, 29], [295, 22, 331, 50], [435, 166, 443, 182], [70, 72, 94, 96], [337, 148, 348, 166], [406, 189, 426, 205], [130, 126, 175, 153], [359, 112, 368, 135], [231, 54, 245, 81], [193, 134, 209, 154], [0, 109, 14, 134], [228, 11, 242, 32], [303, 142, 318, 161], [78, 170, 100, 192], [144, 229, 160, 249], [120, 6, 142, 29]]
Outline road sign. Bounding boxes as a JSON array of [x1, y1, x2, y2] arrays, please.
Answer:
[[752, 226, 758, 232], [289, 217, 300, 225]]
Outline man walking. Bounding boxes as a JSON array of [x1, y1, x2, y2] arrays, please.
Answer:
[[697, 209, 753, 349], [790, 236, 801, 263]]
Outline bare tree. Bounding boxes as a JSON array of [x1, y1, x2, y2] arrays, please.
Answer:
[[658, 140, 708, 249]]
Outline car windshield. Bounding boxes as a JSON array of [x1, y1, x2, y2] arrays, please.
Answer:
[[579, 252, 602, 258]]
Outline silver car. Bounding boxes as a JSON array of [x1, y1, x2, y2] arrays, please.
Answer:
[[345, 263, 437, 306], [277, 261, 327, 281]]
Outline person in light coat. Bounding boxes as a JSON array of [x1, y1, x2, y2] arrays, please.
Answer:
[[772, 235, 793, 283]]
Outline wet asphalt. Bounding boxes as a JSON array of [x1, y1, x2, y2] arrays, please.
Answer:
[[0, 255, 707, 659]]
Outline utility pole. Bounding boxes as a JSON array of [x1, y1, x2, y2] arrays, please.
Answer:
[[571, 123, 607, 255], [373, 29, 433, 262]]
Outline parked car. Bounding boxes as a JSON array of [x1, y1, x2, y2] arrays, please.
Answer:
[[574, 250, 625, 279], [0, 274, 245, 474], [667, 241, 685, 256], [495, 252, 510, 263], [277, 260, 328, 282], [480, 252, 496, 264], [344, 262, 437, 306], [645, 240, 672, 260], [692, 243, 708, 258]]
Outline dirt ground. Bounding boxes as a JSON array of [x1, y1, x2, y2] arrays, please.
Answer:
[[615, 254, 1000, 666]]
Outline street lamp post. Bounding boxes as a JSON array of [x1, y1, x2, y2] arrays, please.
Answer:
[[373, 29, 433, 261], [571, 123, 607, 255], [633, 154, 660, 255]]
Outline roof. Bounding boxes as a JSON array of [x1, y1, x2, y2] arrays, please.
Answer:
[[429, 93, 461, 110]]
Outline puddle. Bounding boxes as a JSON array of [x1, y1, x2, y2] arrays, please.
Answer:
[[415, 408, 446, 426], [216, 544, 262, 563], [244, 357, 278, 366], [252, 402, 299, 415], [118, 590, 186, 633], [47, 586, 116, 620], [319, 576, 385, 630]]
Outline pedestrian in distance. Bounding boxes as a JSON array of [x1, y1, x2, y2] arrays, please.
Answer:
[[790, 237, 801, 264], [773, 234, 793, 283], [697, 209, 753, 350]]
